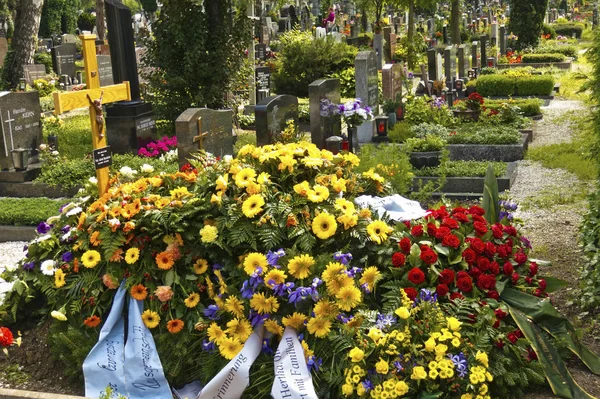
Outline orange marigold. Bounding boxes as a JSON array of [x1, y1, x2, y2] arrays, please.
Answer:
[[167, 319, 185, 334], [156, 251, 175, 270], [130, 284, 148, 300], [84, 315, 102, 328]]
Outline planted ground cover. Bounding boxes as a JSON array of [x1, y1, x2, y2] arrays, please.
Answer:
[[0, 198, 69, 226], [448, 125, 522, 145], [416, 161, 507, 177]]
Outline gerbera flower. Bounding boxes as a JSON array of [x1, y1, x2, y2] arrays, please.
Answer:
[[89, 230, 101, 246], [167, 319, 185, 334], [142, 310, 160, 328], [322, 262, 352, 295], [243, 253, 268, 276], [360, 266, 383, 292], [336, 285, 362, 311], [215, 174, 229, 192], [193, 258, 209, 274], [234, 168, 256, 188], [200, 225, 218, 243], [207, 322, 225, 343], [183, 292, 200, 308], [54, 269, 66, 288], [307, 317, 331, 338], [82, 250, 101, 268], [218, 336, 243, 360], [155, 251, 174, 270], [313, 300, 337, 318], [337, 213, 358, 229], [226, 318, 253, 342], [130, 284, 148, 300], [334, 198, 356, 214], [367, 220, 393, 244], [125, 247, 140, 264], [264, 269, 287, 288], [312, 212, 337, 240], [170, 186, 192, 200], [287, 254, 315, 280], [225, 296, 245, 318], [83, 315, 102, 328], [264, 319, 284, 336], [242, 194, 265, 218], [282, 312, 307, 330], [250, 292, 279, 314], [294, 181, 310, 196], [307, 185, 330, 203]]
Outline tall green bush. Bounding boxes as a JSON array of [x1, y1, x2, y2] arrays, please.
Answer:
[[474, 75, 515, 97], [77, 13, 96, 32], [515, 75, 554, 96], [508, 0, 548, 50], [38, 0, 77, 37], [551, 23, 584, 38], [272, 30, 357, 97]]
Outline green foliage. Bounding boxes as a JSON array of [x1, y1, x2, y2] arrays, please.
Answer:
[[418, 161, 507, 177], [404, 96, 456, 127], [238, 113, 255, 129], [551, 23, 584, 38], [387, 121, 414, 143], [43, 115, 92, 160], [475, 74, 554, 97], [527, 142, 597, 180], [140, 0, 158, 13], [475, 74, 515, 96], [535, 44, 578, 59], [39, 0, 77, 36], [580, 191, 600, 310], [144, 0, 252, 121], [0, 198, 67, 226], [508, 0, 548, 50], [234, 132, 257, 154], [33, 52, 53, 74], [482, 163, 500, 224], [403, 134, 446, 152], [77, 12, 96, 32], [515, 75, 555, 96], [521, 53, 566, 63], [32, 78, 57, 97], [272, 30, 357, 97], [483, 98, 541, 116], [328, 66, 356, 98], [48, 322, 99, 381], [541, 23, 557, 39], [411, 123, 450, 139], [39, 96, 55, 113], [356, 144, 413, 195], [448, 125, 522, 145]]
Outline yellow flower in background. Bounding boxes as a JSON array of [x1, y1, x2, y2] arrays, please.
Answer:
[[250, 292, 279, 314], [278, 155, 296, 172], [287, 254, 315, 279], [125, 247, 140, 264], [243, 253, 268, 276], [225, 296, 245, 318], [447, 316, 462, 332], [375, 358, 389, 374], [211, 192, 223, 205], [218, 336, 243, 360], [200, 225, 218, 243], [336, 285, 362, 311], [395, 381, 409, 396], [257, 172, 271, 185], [193, 258, 209, 274], [215, 174, 229, 191], [242, 194, 265, 218], [235, 167, 256, 187], [246, 182, 261, 195], [322, 262, 352, 295], [302, 157, 323, 168], [334, 198, 355, 214], [82, 250, 101, 268], [411, 366, 427, 380], [337, 213, 358, 230], [264, 319, 284, 336], [141, 310, 160, 329], [341, 383, 353, 396], [343, 152, 360, 167], [360, 266, 382, 292], [264, 269, 287, 288], [313, 300, 337, 318], [294, 180, 310, 196], [312, 212, 337, 240], [476, 350, 489, 368], [395, 307, 410, 320], [367, 220, 393, 244], [331, 177, 347, 193], [170, 186, 192, 200], [207, 322, 225, 343], [226, 318, 253, 342], [306, 317, 331, 338], [349, 347, 365, 362], [282, 312, 307, 330], [184, 292, 200, 308], [359, 208, 372, 219], [424, 337, 436, 352], [367, 328, 384, 344], [54, 269, 66, 288], [51, 310, 67, 321], [307, 185, 330, 203]]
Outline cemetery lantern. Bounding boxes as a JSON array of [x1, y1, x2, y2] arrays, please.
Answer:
[[375, 115, 389, 136], [18, 78, 26, 92], [325, 135, 343, 155]]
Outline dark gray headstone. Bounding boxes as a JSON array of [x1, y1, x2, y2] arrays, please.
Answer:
[[309, 78, 341, 149], [480, 35, 488, 68], [442, 25, 448, 44], [457, 44, 470, 79], [427, 48, 437, 81], [355, 51, 379, 112], [51, 43, 77, 79], [23, 65, 47, 86], [373, 33, 383, 70], [41, 38, 53, 51], [471, 40, 479, 70], [0, 92, 42, 170], [444, 46, 457, 89], [97, 55, 115, 87], [499, 25, 506, 56], [62, 34, 78, 44], [255, 95, 298, 146], [175, 108, 233, 167], [255, 43, 267, 61]]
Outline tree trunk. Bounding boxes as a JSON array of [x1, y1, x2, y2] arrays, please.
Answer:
[[96, 0, 105, 41], [1, 0, 43, 89], [451, 0, 461, 44], [407, 0, 415, 68]]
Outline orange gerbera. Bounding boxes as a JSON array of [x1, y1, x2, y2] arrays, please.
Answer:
[[156, 251, 175, 270], [109, 248, 124, 262], [73, 258, 80, 273], [167, 319, 185, 334], [84, 315, 102, 328], [90, 231, 102, 246], [130, 284, 148, 300]]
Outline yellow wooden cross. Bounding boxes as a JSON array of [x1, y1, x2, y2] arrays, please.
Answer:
[[193, 117, 209, 150], [52, 34, 132, 195]]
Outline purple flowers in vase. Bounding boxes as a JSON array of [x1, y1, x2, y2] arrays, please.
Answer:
[[319, 98, 374, 128]]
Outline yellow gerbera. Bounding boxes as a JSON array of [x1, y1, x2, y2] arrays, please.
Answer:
[[287, 254, 315, 279], [170, 186, 192, 200], [207, 322, 225, 343], [360, 266, 383, 292], [334, 198, 356, 214], [54, 269, 66, 288], [226, 318, 253, 342], [366, 220, 393, 244], [250, 292, 280, 314], [307, 185, 330, 203], [141, 310, 160, 329], [313, 300, 338, 318], [184, 293, 200, 308], [312, 212, 337, 240], [234, 168, 256, 188], [322, 262, 353, 295], [241, 194, 265, 218], [337, 213, 358, 230], [82, 250, 101, 268], [336, 285, 362, 311], [125, 247, 140, 264], [243, 252, 268, 276], [264, 319, 284, 336], [282, 312, 307, 330], [193, 258, 209, 274], [307, 317, 331, 338], [294, 181, 310, 196], [264, 269, 287, 288], [225, 296, 245, 318], [218, 336, 243, 360]]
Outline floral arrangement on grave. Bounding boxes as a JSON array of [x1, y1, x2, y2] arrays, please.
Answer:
[[40, 114, 64, 137], [455, 92, 484, 112], [0, 326, 21, 356], [2, 141, 599, 397], [138, 135, 177, 158], [320, 98, 374, 128]]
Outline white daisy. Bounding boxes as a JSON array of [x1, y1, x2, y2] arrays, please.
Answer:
[[140, 164, 154, 173], [66, 206, 83, 217], [40, 260, 56, 276]]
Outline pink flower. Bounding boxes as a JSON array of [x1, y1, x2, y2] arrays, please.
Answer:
[[155, 285, 174, 302]]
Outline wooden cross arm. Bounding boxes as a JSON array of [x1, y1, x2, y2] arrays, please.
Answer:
[[53, 82, 132, 115]]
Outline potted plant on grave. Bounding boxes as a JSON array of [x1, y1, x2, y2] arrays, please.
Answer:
[[403, 134, 446, 168], [453, 92, 484, 121], [382, 99, 400, 127]]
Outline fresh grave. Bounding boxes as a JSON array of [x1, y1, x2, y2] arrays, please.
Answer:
[[1, 142, 599, 398]]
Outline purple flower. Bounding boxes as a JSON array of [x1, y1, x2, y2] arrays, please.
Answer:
[[345, 266, 362, 278], [61, 252, 73, 263], [307, 356, 322, 372], [202, 339, 215, 352], [203, 305, 220, 320], [448, 352, 468, 377], [337, 313, 354, 324], [521, 236, 532, 249], [37, 222, 52, 234], [417, 288, 437, 304], [22, 244, 28, 252], [288, 287, 310, 305], [60, 225, 71, 234], [249, 310, 269, 327], [333, 251, 353, 265], [212, 263, 222, 270], [266, 249, 286, 266], [393, 361, 404, 372], [262, 338, 274, 355], [375, 313, 396, 330], [272, 281, 295, 297], [361, 380, 374, 392], [22, 261, 35, 271]]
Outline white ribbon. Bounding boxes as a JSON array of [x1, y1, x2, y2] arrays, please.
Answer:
[[354, 194, 430, 221]]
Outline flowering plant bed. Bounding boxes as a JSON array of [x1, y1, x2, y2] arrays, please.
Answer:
[[1, 142, 598, 398]]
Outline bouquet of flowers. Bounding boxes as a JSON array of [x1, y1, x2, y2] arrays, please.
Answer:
[[320, 99, 374, 128], [138, 135, 178, 158]]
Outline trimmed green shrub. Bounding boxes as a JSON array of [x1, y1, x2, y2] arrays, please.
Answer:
[[447, 125, 522, 145], [484, 98, 542, 116], [541, 23, 557, 39], [475, 75, 515, 97], [388, 121, 414, 143], [508, 0, 548, 49], [77, 13, 96, 32], [551, 23, 584, 38], [328, 67, 356, 98], [418, 161, 507, 177], [516, 75, 555, 96], [535, 44, 577, 59], [33, 53, 53, 74], [521, 53, 566, 63], [0, 198, 68, 226]]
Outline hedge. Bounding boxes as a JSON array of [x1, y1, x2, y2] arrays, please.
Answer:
[[484, 98, 542, 116], [551, 23, 584, 38], [475, 75, 515, 97], [515, 75, 555, 96], [521, 53, 566, 63], [535, 44, 578, 59], [475, 74, 555, 97]]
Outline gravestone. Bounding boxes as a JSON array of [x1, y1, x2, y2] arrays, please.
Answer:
[[491, 22, 498, 45], [309, 78, 341, 149], [355, 51, 377, 143], [97, 55, 114, 87], [373, 33, 383, 70], [0, 37, 7, 66], [51, 43, 77, 80], [350, 24, 359, 38], [382, 63, 403, 101], [23, 65, 47, 86], [0, 92, 42, 171], [62, 34, 78, 44], [457, 43, 470, 79], [40, 38, 53, 51], [480, 35, 488, 68], [436, 52, 443, 81], [499, 25, 506, 56], [471, 40, 479, 70], [255, 95, 298, 146], [427, 48, 437, 81], [175, 108, 234, 167], [255, 43, 267, 61], [444, 46, 457, 89], [255, 66, 271, 103], [442, 25, 448, 44], [261, 26, 270, 45]]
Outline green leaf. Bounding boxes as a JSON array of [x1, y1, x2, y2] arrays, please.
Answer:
[[433, 243, 449, 257], [540, 275, 568, 293], [185, 274, 198, 281], [165, 269, 175, 286], [482, 163, 499, 224]]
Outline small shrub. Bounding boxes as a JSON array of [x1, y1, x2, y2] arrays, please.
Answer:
[[33, 52, 53, 74], [0, 198, 68, 226], [500, 67, 533, 79], [403, 134, 446, 152], [447, 125, 522, 145], [356, 144, 413, 195], [388, 121, 414, 143], [328, 67, 356, 98], [238, 114, 255, 129], [39, 96, 55, 113], [484, 98, 541, 116], [535, 44, 577, 59], [418, 160, 507, 177], [516, 75, 554, 96], [541, 23, 557, 39], [551, 23, 584, 39], [411, 122, 449, 139], [404, 96, 456, 127], [475, 75, 515, 97], [77, 12, 96, 32], [32, 79, 57, 97], [479, 67, 497, 75], [521, 53, 566, 63]]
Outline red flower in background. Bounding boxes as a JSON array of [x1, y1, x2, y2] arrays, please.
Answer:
[[404, 287, 417, 301], [392, 252, 406, 267], [457, 276, 473, 293], [408, 267, 426, 285], [436, 284, 449, 297], [420, 250, 438, 265], [439, 269, 455, 285], [399, 237, 412, 253], [0, 327, 14, 347]]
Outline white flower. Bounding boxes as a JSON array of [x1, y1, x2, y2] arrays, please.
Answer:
[[0, 278, 15, 307], [223, 155, 233, 162], [39, 144, 47, 151], [66, 206, 83, 217], [51, 150, 59, 156], [61, 230, 73, 242], [108, 218, 121, 229], [51, 310, 67, 321], [4, 264, 17, 272], [140, 163, 154, 173], [88, 176, 98, 184], [46, 216, 60, 224], [119, 166, 137, 179], [41, 260, 56, 276], [33, 234, 52, 243]]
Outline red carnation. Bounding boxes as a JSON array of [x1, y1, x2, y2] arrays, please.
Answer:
[[489, 261, 500, 275], [469, 205, 485, 216], [0, 327, 14, 347], [436, 284, 449, 297], [477, 257, 491, 271], [407, 267, 426, 285], [511, 272, 520, 284], [404, 287, 417, 301], [470, 238, 485, 254], [450, 292, 465, 301], [507, 332, 519, 344], [462, 248, 477, 264], [457, 276, 473, 293], [473, 221, 488, 236], [427, 223, 437, 237], [485, 242, 496, 257], [411, 225, 424, 237], [420, 250, 438, 265], [492, 224, 504, 239], [391, 252, 406, 268], [477, 274, 496, 290], [529, 262, 538, 276], [442, 234, 461, 249], [538, 278, 547, 291], [494, 308, 508, 319], [439, 269, 455, 285], [399, 237, 412, 253], [454, 212, 470, 223], [503, 262, 514, 275], [487, 289, 499, 300], [515, 252, 527, 265], [442, 218, 459, 229]]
